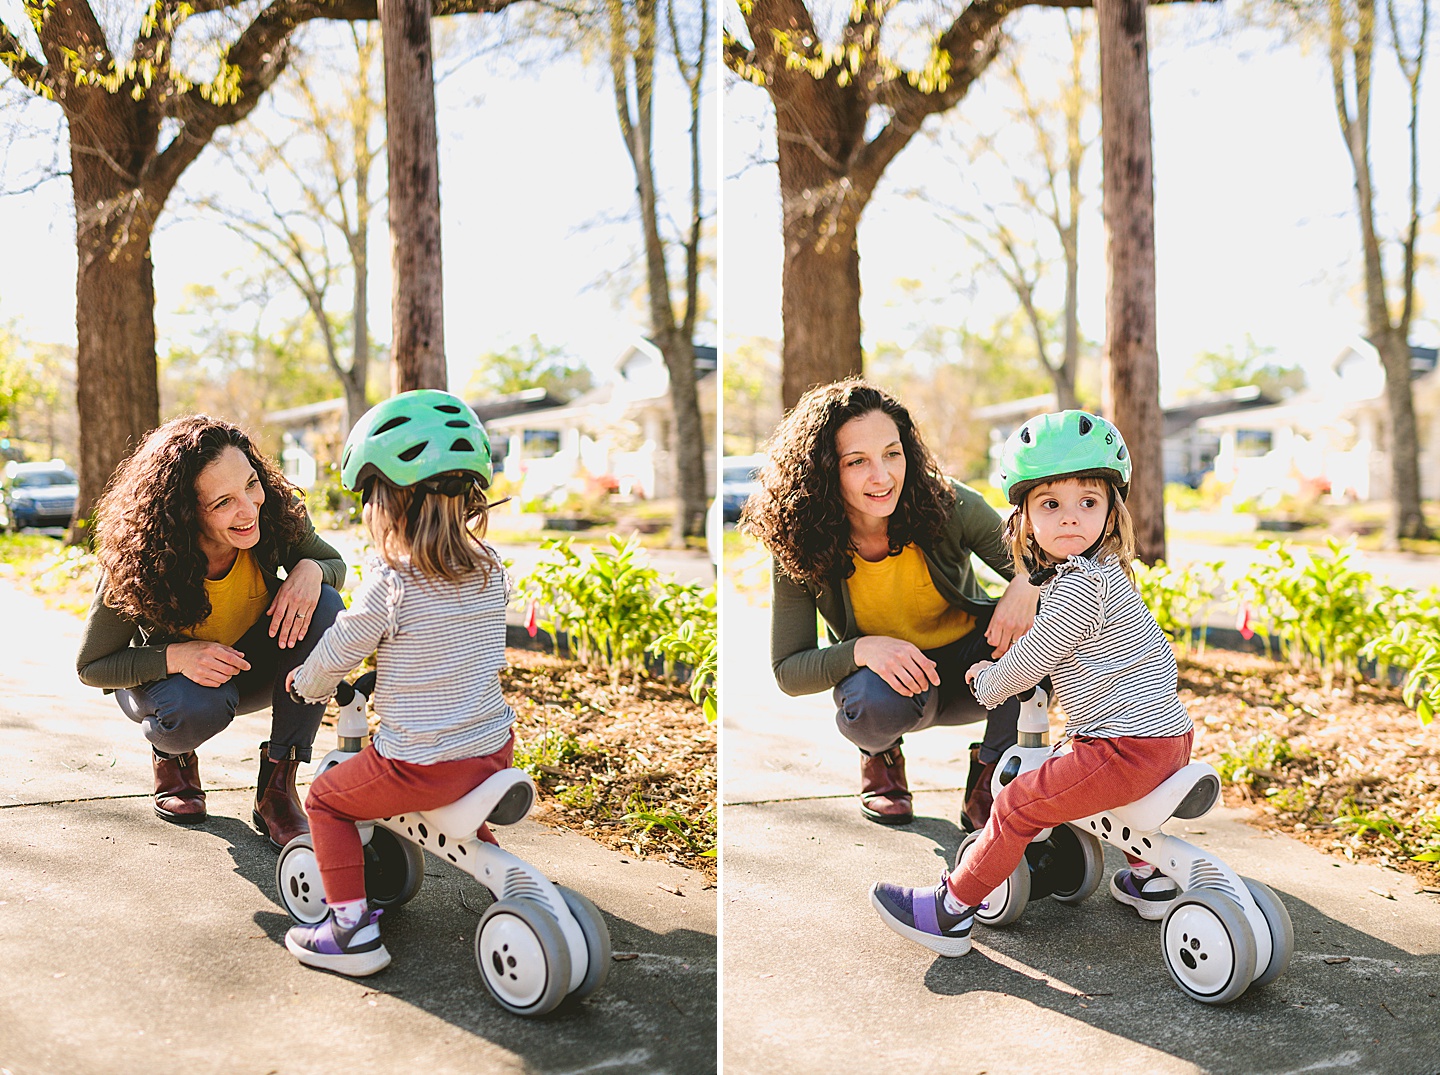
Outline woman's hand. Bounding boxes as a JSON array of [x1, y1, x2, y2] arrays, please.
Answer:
[[986, 575, 1040, 657], [166, 640, 250, 688], [965, 659, 993, 686], [854, 635, 940, 697], [268, 559, 323, 649]]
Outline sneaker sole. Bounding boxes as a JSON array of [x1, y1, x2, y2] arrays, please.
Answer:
[[285, 935, 392, 976], [869, 884, 971, 957], [1109, 878, 1173, 921]]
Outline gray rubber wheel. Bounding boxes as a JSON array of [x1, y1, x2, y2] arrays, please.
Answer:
[[956, 831, 1030, 928], [476, 898, 573, 1016], [1161, 887, 1257, 1004], [1241, 877, 1295, 989], [558, 886, 612, 999], [1049, 824, 1105, 905], [276, 833, 328, 924], [364, 826, 425, 909]]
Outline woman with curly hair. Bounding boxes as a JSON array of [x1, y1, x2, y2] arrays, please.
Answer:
[[76, 415, 347, 849], [742, 380, 1040, 828]]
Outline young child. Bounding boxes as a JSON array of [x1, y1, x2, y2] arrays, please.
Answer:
[[282, 390, 516, 976], [870, 409, 1195, 956]]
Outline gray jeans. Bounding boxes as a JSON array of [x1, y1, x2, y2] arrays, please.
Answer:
[[833, 626, 1022, 764], [116, 584, 345, 762]]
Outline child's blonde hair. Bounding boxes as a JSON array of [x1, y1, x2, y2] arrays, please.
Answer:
[[365, 476, 498, 583], [1003, 475, 1138, 585]]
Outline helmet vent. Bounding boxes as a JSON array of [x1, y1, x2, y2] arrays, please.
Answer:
[[342, 447, 351, 468], [1077, 415, 1093, 435], [450, 439, 475, 452], [445, 420, 469, 428], [1019, 426, 1032, 444], [435, 404, 462, 414], [375, 416, 410, 435], [1105, 432, 1115, 444], [398, 443, 426, 462], [1117, 444, 1128, 460]]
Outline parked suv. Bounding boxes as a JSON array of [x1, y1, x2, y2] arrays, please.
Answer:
[[721, 454, 766, 524], [3, 460, 79, 530]]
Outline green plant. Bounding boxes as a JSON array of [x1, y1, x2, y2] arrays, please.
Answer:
[[515, 533, 716, 692], [1362, 588, 1440, 725], [514, 728, 587, 777], [1134, 558, 1225, 656], [1232, 539, 1385, 687], [623, 800, 716, 857], [649, 587, 718, 721], [1214, 732, 1295, 787]]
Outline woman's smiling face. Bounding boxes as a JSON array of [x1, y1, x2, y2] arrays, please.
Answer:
[[195, 445, 265, 559], [1025, 477, 1110, 561], [836, 410, 906, 527]]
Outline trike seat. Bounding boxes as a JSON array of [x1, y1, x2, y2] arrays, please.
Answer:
[[421, 768, 538, 841], [1111, 761, 1221, 834]]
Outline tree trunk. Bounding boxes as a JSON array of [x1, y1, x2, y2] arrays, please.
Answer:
[[775, 99, 867, 410], [1096, 0, 1164, 565], [1330, 0, 1432, 544], [346, 231, 372, 431], [379, 0, 446, 393], [658, 334, 708, 541], [68, 155, 163, 543], [1378, 330, 1429, 540], [779, 220, 864, 410]]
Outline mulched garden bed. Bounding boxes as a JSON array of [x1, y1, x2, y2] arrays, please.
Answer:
[[1177, 648, 1440, 890], [501, 649, 717, 884]]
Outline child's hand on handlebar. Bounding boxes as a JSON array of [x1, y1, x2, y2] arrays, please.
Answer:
[[965, 660, 993, 686], [284, 668, 308, 705]]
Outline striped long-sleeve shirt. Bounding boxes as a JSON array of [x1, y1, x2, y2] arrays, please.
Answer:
[[971, 555, 1193, 741], [292, 552, 516, 764]]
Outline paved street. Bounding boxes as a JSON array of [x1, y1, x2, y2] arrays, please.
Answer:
[[0, 580, 716, 1075], [721, 578, 1440, 1075]]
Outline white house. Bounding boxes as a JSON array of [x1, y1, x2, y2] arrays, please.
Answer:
[[1197, 338, 1439, 503], [483, 340, 717, 505]]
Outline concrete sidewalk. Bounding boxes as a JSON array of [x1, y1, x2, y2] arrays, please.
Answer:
[[0, 580, 716, 1075], [721, 582, 1440, 1075]]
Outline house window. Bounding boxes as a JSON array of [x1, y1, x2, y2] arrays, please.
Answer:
[[1235, 430, 1272, 458], [523, 430, 561, 457]]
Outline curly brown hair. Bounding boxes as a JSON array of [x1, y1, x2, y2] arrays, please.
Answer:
[[94, 415, 309, 636], [740, 379, 955, 587]]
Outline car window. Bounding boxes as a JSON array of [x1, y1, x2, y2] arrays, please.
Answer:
[[723, 466, 760, 484], [13, 470, 77, 488]]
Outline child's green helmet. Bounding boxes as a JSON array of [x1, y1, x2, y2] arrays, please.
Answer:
[[341, 389, 493, 492], [999, 409, 1131, 506]]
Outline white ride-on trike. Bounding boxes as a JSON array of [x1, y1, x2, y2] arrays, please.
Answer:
[[274, 673, 612, 1016], [956, 687, 1294, 1004]]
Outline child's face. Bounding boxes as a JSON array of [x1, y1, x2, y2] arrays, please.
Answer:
[[1025, 478, 1110, 561]]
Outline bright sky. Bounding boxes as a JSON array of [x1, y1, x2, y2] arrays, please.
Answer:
[[721, 4, 1440, 398], [0, 13, 715, 392]]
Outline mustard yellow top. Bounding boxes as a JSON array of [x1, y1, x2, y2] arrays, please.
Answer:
[[191, 549, 270, 646], [848, 543, 976, 651]]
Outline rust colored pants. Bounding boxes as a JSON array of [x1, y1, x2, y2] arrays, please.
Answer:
[[306, 735, 515, 904], [946, 731, 1194, 908]]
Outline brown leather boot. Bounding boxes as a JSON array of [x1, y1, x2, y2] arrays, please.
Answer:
[[961, 744, 997, 833], [860, 744, 912, 825], [153, 750, 206, 824], [253, 742, 310, 852]]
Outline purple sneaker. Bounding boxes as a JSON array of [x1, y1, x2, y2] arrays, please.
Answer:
[[285, 908, 391, 976], [870, 877, 973, 957], [1110, 867, 1178, 921]]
